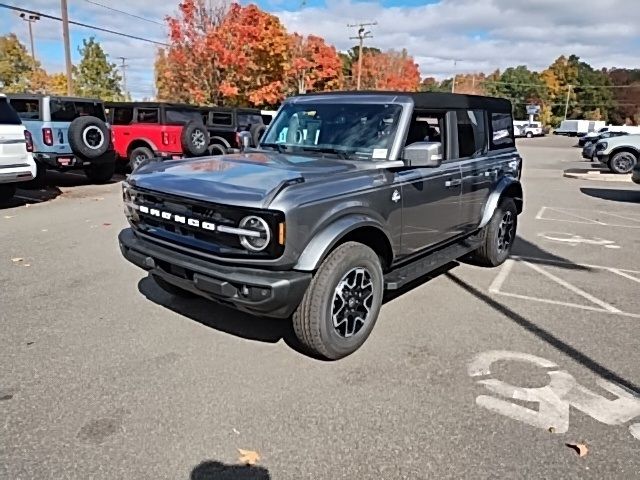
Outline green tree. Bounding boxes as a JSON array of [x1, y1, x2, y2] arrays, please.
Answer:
[[0, 34, 35, 92], [573, 62, 615, 121], [74, 37, 123, 100], [484, 65, 547, 119]]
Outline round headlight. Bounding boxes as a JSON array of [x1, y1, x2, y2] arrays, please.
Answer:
[[239, 216, 270, 252]]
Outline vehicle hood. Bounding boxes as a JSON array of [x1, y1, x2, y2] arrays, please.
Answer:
[[128, 152, 358, 209]]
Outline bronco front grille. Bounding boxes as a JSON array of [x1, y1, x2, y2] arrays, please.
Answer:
[[123, 186, 284, 259]]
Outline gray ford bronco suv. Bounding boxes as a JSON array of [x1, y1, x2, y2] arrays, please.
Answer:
[[119, 92, 523, 359]]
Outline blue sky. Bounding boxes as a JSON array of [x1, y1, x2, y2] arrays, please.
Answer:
[[2, 0, 639, 100]]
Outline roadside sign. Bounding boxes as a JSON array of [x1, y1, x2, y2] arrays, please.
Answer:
[[526, 104, 540, 115]]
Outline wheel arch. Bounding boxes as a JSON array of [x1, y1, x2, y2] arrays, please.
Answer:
[[294, 216, 394, 272], [609, 146, 640, 159], [127, 138, 157, 157], [478, 177, 523, 229]]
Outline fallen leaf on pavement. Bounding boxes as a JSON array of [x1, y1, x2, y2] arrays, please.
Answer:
[[103, 223, 111, 227], [3, 215, 15, 219], [548, 426, 556, 433], [23, 264, 31, 267], [566, 442, 588, 457], [11, 257, 23, 263], [93, 197, 104, 201], [237, 448, 260, 465]]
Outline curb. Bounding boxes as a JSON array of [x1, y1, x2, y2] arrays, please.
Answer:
[[563, 169, 632, 183]]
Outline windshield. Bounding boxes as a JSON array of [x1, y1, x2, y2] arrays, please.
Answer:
[[165, 108, 203, 125], [261, 102, 403, 160]]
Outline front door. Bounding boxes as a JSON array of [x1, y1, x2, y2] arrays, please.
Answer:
[[398, 164, 462, 254]]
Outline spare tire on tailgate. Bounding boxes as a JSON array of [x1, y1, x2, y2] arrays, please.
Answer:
[[68, 116, 110, 159], [181, 121, 210, 157]]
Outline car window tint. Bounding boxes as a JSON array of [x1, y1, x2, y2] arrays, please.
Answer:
[[165, 108, 202, 125], [137, 108, 159, 124], [490, 112, 514, 149], [50, 100, 77, 122], [0, 98, 22, 125], [74, 101, 105, 120], [456, 110, 487, 158], [113, 107, 133, 125], [210, 112, 233, 126], [238, 113, 263, 127], [8, 98, 40, 120]]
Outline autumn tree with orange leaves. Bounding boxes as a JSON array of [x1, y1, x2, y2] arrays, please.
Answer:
[[352, 49, 420, 91], [287, 34, 343, 95]]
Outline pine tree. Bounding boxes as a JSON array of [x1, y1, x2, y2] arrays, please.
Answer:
[[74, 37, 123, 100]]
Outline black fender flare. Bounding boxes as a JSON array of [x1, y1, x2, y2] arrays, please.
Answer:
[[478, 176, 523, 229]]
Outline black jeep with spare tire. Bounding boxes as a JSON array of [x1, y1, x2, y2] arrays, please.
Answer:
[[6, 94, 116, 185], [119, 92, 523, 360], [200, 106, 266, 155]]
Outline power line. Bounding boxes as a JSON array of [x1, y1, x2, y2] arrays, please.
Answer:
[[83, 0, 164, 26], [0, 3, 169, 47], [348, 21, 377, 91], [482, 80, 640, 89]]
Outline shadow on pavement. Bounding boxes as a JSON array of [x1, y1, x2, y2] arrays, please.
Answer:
[[511, 236, 590, 271], [580, 187, 640, 204], [137, 276, 312, 357], [445, 271, 640, 395], [0, 170, 125, 210], [191, 460, 270, 480]]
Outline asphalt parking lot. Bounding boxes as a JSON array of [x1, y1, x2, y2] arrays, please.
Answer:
[[2, 136, 639, 479]]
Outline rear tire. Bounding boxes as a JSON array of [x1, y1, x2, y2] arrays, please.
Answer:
[[0, 184, 16, 202], [208, 144, 227, 156], [526, 132, 533, 138], [470, 197, 518, 267], [608, 151, 637, 174], [84, 161, 115, 184], [152, 275, 197, 298], [129, 146, 154, 171], [292, 242, 384, 360]]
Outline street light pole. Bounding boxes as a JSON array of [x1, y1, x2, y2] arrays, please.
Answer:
[[61, 0, 73, 95], [19, 13, 40, 65], [348, 21, 377, 91], [564, 85, 572, 120]]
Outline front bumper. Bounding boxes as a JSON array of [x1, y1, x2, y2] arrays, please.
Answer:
[[595, 152, 609, 165], [35, 150, 116, 170], [119, 228, 311, 318]]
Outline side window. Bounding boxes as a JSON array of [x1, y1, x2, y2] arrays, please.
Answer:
[[490, 112, 515, 150], [404, 112, 444, 146], [50, 100, 77, 122], [211, 112, 233, 126], [136, 108, 159, 124], [113, 107, 133, 125], [455, 110, 487, 158], [9, 98, 40, 120]]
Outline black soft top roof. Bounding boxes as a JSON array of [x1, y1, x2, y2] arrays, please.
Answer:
[[300, 91, 512, 113], [104, 101, 198, 110], [6, 93, 103, 103]]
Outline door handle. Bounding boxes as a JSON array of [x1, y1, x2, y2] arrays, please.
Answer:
[[445, 178, 462, 188]]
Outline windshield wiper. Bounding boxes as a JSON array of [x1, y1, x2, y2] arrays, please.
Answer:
[[300, 146, 351, 159], [260, 142, 287, 153]]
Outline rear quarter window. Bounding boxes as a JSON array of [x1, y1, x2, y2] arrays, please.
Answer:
[[50, 100, 106, 122], [210, 112, 233, 126], [8, 98, 40, 121], [0, 98, 22, 125], [490, 112, 515, 149]]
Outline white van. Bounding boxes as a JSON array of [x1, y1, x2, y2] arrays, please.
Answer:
[[555, 119, 606, 137], [0, 94, 37, 201]]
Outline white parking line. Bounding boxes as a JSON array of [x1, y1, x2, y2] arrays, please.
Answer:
[[512, 255, 640, 274], [536, 207, 640, 229], [488, 258, 515, 293], [522, 261, 621, 313], [609, 269, 640, 284]]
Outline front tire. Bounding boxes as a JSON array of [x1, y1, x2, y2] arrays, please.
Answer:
[[526, 132, 533, 138], [292, 242, 384, 360], [470, 197, 518, 267], [129, 146, 154, 171]]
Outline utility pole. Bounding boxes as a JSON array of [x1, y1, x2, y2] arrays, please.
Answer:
[[348, 21, 377, 91], [19, 12, 40, 65], [564, 84, 572, 120], [118, 57, 128, 95], [451, 59, 459, 93], [61, 0, 73, 95]]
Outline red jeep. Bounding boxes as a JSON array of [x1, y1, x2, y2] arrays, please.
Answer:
[[105, 102, 210, 170]]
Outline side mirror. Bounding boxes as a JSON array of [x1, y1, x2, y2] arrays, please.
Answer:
[[238, 131, 252, 151], [403, 141, 443, 167]]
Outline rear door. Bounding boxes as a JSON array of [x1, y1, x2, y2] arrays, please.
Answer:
[[0, 97, 29, 168], [110, 105, 134, 158]]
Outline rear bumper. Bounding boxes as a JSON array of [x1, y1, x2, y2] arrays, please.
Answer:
[[0, 155, 36, 184], [118, 228, 311, 318], [35, 150, 116, 170]]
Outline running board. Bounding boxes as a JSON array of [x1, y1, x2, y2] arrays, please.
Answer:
[[384, 235, 481, 290]]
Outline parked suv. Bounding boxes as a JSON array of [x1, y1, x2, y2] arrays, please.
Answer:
[[593, 134, 640, 174], [0, 94, 36, 201], [7, 94, 115, 184], [119, 92, 523, 359], [201, 107, 266, 155], [105, 102, 210, 170]]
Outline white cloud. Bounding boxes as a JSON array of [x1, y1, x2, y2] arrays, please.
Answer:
[[2, 0, 639, 99]]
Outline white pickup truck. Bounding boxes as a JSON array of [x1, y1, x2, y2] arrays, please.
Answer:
[[514, 121, 544, 138], [0, 94, 37, 202]]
